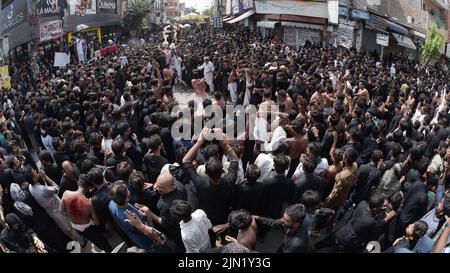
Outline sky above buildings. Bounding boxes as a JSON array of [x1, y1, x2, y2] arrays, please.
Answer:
[[183, 0, 211, 11]]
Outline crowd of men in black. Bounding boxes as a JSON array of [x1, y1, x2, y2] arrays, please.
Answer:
[[0, 27, 449, 253]]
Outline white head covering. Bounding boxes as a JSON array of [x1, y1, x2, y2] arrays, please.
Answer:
[[10, 183, 33, 217]]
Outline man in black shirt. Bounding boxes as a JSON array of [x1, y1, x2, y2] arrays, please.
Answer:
[[340, 126, 362, 154], [353, 150, 383, 204], [61, 122, 74, 161], [426, 125, 442, 158], [232, 164, 264, 215], [143, 135, 169, 183], [0, 157, 16, 218], [394, 181, 428, 239], [145, 172, 187, 252], [88, 167, 134, 247], [39, 150, 62, 185], [290, 76, 308, 103], [292, 157, 323, 203], [128, 171, 160, 213], [73, 139, 99, 169], [358, 125, 380, 165], [116, 122, 143, 171], [89, 168, 112, 227], [262, 155, 295, 219], [105, 139, 135, 170], [236, 71, 246, 105], [334, 195, 385, 252], [52, 137, 70, 168], [59, 161, 79, 198], [254, 203, 308, 253], [321, 113, 339, 162], [182, 128, 239, 245], [88, 132, 105, 165], [86, 114, 98, 137]]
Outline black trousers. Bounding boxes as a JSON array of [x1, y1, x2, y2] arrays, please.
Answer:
[[80, 225, 113, 252]]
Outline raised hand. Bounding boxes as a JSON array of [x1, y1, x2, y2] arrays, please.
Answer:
[[124, 210, 145, 230]]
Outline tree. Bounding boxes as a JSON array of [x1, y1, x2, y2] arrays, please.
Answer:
[[420, 25, 444, 64], [202, 9, 211, 17], [123, 0, 153, 30], [190, 7, 199, 14]]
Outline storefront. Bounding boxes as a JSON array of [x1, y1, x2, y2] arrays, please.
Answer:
[[254, 0, 337, 48], [328, 6, 370, 50], [329, 18, 356, 49], [64, 0, 121, 45], [256, 20, 278, 38], [0, 0, 31, 62], [281, 22, 324, 48], [364, 12, 419, 59], [390, 33, 417, 59]]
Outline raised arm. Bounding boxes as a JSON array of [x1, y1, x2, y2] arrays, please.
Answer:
[[432, 218, 450, 253], [124, 210, 166, 245], [182, 128, 207, 163], [40, 170, 59, 188]]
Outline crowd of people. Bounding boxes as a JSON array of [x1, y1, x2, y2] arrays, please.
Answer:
[[0, 26, 450, 253]]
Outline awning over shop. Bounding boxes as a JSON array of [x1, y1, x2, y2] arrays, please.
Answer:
[[257, 20, 278, 28], [227, 9, 255, 24], [369, 14, 409, 36], [223, 16, 233, 22], [280, 21, 323, 30], [386, 21, 408, 36], [365, 24, 388, 34], [392, 33, 417, 50], [410, 30, 426, 39]]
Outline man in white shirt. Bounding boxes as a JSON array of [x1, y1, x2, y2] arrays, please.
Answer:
[[329, 71, 337, 90], [390, 64, 396, 77], [254, 141, 289, 183], [198, 57, 215, 93], [292, 143, 329, 182], [170, 200, 212, 253], [263, 115, 289, 153]]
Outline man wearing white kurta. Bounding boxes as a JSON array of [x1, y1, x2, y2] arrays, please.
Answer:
[[76, 37, 86, 63], [198, 57, 215, 93]]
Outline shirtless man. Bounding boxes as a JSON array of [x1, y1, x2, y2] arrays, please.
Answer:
[[151, 78, 163, 99], [258, 89, 276, 112], [355, 81, 370, 105], [310, 86, 334, 109], [60, 176, 112, 252], [213, 92, 226, 109], [286, 118, 308, 177]]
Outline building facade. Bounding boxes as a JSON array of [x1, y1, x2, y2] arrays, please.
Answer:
[[0, 0, 123, 62], [224, 0, 339, 49], [343, 0, 449, 59], [164, 0, 179, 18]]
